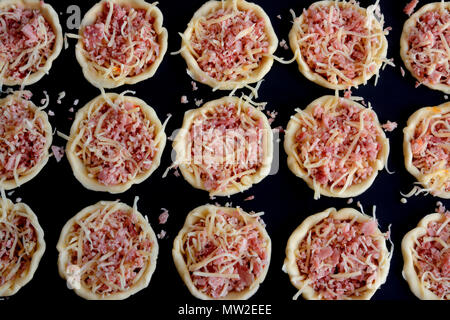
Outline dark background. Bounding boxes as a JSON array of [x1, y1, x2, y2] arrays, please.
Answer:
[[2, 0, 449, 314]]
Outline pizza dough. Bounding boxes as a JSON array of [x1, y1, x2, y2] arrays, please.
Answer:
[[284, 95, 389, 199], [0, 92, 52, 190], [179, 0, 278, 90], [402, 209, 449, 300], [76, 0, 168, 88], [172, 96, 273, 196], [66, 92, 166, 193], [0, 0, 63, 86], [57, 200, 158, 300], [403, 103, 449, 199], [172, 204, 271, 300], [283, 207, 391, 300], [0, 196, 45, 296], [400, 2, 450, 93]]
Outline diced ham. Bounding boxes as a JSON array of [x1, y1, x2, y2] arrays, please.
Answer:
[[190, 7, 269, 81], [51, 145, 64, 162], [404, 0, 419, 16], [67, 207, 153, 295], [0, 5, 56, 81], [75, 98, 158, 186], [381, 120, 397, 132], [185, 209, 268, 298], [158, 208, 169, 224], [82, 2, 160, 78], [296, 217, 383, 299]]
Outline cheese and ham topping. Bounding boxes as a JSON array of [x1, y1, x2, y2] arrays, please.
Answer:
[[181, 208, 269, 298], [292, 100, 384, 198], [187, 102, 265, 193], [0, 95, 48, 183], [412, 209, 449, 299], [404, 6, 450, 87], [404, 0, 419, 16], [189, 6, 269, 82], [410, 111, 449, 194], [0, 201, 38, 289], [64, 203, 153, 296], [0, 4, 56, 82], [72, 98, 158, 186], [292, 1, 386, 86], [295, 217, 386, 299], [82, 1, 160, 80]]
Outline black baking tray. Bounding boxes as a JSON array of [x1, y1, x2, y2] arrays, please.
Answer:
[[2, 0, 449, 313]]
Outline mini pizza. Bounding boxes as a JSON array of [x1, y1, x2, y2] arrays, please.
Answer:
[[57, 200, 158, 300], [0, 195, 45, 296], [289, 0, 388, 90], [403, 103, 449, 199], [172, 96, 273, 196], [400, 2, 450, 93], [179, 0, 278, 90], [402, 207, 449, 300], [76, 0, 168, 88], [283, 207, 391, 300], [66, 92, 166, 193], [284, 95, 389, 199], [0, 0, 63, 86], [0, 91, 52, 190], [172, 204, 271, 300]]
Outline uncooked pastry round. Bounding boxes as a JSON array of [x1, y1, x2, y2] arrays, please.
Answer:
[[284, 95, 389, 198], [179, 0, 278, 90], [283, 207, 391, 300], [0, 0, 63, 86], [66, 92, 166, 193], [401, 212, 449, 300], [400, 2, 450, 94], [0, 197, 45, 296], [57, 200, 158, 300], [403, 103, 450, 199], [288, 0, 388, 90], [172, 204, 271, 300], [173, 96, 273, 196], [76, 0, 168, 88], [0, 92, 52, 190]]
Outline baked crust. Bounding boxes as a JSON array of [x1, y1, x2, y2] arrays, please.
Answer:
[[57, 200, 158, 300], [288, 0, 388, 90], [76, 0, 168, 89], [401, 212, 448, 300], [172, 96, 273, 196], [400, 2, 450, 94], [0, 0, 63, 86], [283, 207, 391, 300], [66, 92, 166, 193], [0, 92, 52, 190], [403, 103, 450, 199], [179, 0, 278, 90], [0, 197, 45, 296], [172, 204, 271, 300], [284, 95, 389, 198]]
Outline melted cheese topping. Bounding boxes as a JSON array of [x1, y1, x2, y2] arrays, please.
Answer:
[[0, 95, 47, 184], [0, 199, 38, 289], [82, 1, 160, 81], [410, 111, 449, 194], [64, 202, 153, 296], [187, 102, 264, 194], [295, 217, 385, 300], [188, 5, 269, 82], [291, 1, 386, 86], [292, 99, 383, 199], [181, 208, 269, 298], [405, 6, 450, 86], [412, 210, 449, 299], [0, 4, 56, 82], [71, 97, 158, 186]]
